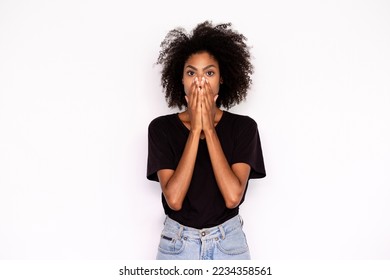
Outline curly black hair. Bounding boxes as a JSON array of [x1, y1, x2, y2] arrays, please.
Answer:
[[157, 21, 253, 110]]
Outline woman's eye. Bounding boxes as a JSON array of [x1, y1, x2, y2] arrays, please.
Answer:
[[187, 71, 195, 76], [206, 71, 214, 77]]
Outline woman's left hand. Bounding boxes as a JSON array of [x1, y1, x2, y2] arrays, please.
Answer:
[[200, 76, 218, 132]]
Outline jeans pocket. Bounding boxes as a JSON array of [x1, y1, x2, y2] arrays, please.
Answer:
[[158, 230, 186, 255], [216, 227, 249, 255]]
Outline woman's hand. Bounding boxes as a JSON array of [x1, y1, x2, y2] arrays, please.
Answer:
[[184, 78, 203, 134], [200, 76, 218, 132], [185, 76, 218, 135]]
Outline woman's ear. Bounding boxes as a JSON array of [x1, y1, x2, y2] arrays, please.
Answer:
[[220, 77, 223, 84]]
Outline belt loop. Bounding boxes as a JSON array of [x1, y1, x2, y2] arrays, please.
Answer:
[[178, 225, 184, 238], [218, 225, 226, 240]]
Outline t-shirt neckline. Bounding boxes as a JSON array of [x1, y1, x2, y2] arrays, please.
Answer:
[[175, 110, 227, 136]]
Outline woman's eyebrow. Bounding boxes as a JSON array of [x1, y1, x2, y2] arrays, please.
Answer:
[[185, 65, 217, 70]]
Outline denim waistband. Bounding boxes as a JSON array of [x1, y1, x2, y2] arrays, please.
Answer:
[[163, 215, 243, 241]]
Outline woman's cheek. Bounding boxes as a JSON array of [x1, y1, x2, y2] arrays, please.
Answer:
[[183, 82, 191, 96], [212, 84, 220, 95]]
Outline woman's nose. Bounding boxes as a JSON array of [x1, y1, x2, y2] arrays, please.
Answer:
[[196, 75, 205, 82], [195, 73, 205, 79]]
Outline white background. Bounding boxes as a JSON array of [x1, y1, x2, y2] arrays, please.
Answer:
[[1, 0, 389, 260]]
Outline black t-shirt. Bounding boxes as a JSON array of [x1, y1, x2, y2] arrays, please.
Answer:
[[147, 110, 266, 229]]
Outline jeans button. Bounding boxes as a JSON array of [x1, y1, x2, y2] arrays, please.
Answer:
[[201, 231, 206, 237]]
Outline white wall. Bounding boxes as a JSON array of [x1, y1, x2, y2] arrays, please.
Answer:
[[1, 0, 389, 260]]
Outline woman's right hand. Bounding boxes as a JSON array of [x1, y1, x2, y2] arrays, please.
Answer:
[[185, 77, 203, 135]]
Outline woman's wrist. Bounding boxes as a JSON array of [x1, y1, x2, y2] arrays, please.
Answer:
[[189, 129, 202, 138], [203, 127, 217, 138]]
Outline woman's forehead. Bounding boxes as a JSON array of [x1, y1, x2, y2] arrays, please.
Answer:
[[184, 51, 219, 67]]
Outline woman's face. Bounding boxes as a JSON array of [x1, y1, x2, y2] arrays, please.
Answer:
[[182, 51, 222, 97]]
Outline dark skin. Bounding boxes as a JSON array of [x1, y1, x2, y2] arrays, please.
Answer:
[[157, 51, 251, 210]]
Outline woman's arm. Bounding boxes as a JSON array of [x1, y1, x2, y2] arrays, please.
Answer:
[[157, 80, 203, 211], [204, 129, 251, 209], [157, 130, 200, 211], [201, 79, 251, 209]]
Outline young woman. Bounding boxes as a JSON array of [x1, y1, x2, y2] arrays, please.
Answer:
[[147, 21, 266, 260]]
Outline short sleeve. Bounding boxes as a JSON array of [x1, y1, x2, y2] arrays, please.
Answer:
[[231, 117, 266, 179], [146, 117, 176, 182]]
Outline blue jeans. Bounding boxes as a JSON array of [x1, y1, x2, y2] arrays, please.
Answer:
[[156, 215, 251, 260]]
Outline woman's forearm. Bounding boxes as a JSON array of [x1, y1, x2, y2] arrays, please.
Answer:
[[204, 128, 249, 209], [158, 130, 201, 210]]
